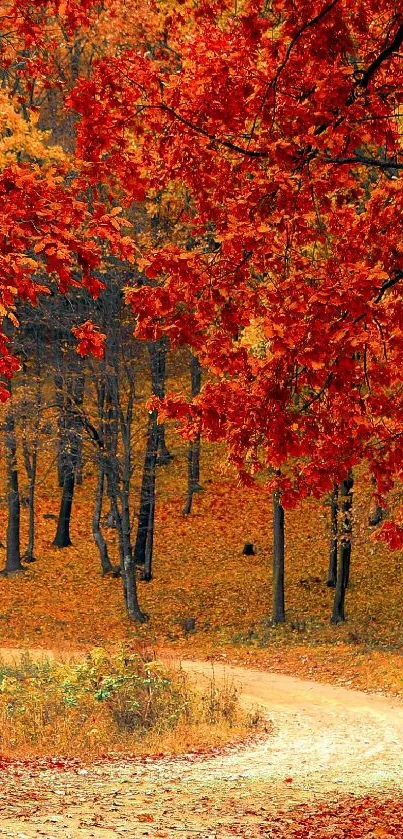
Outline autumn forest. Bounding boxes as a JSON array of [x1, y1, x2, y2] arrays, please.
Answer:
[[0, 1, 403, 836]]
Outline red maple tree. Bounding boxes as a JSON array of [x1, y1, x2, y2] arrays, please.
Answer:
[[68, 0, 403, 543]]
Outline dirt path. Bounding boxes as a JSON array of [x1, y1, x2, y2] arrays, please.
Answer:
[[0, 655, 403, 837]]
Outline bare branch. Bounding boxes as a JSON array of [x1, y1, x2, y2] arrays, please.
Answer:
[[354, 19, 403, 93]]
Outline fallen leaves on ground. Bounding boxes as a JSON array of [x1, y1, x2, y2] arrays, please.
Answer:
[[261, 797, 403, 839], [0, 421, 402, 698]]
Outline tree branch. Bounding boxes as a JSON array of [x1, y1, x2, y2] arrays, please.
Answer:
[[357, 19, 403, 91], [160, 105, 269, 158], [375, 270, 403, 303], [323, 154, 403, 171], [271, 0, 340, 90], [300, 373, 334, 412], [249, 0, 339, 138]]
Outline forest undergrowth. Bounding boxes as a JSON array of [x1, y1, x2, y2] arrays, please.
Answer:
[[0, 647, 253, 758]]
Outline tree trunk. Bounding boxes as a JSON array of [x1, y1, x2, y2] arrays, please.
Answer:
[[104, 371, 119, 529], [4, 410, 22, 573], [103, 348, 147, 621], [54, 343, 67, 488], [134, 409, 158, 577], [53, 469, 75, 547], [272, 492, 285, 623], [93, 465, 114, 574], [108, 467, 148, 623], [326, 484, 338, 588], [183, 355, 202, 515], [331, 473, 354, 624], [23, 449, 37, 563], [121, 501, 146, 619], [72, 365, 85, 485], [21, 366, 41, 564], [143, 483, 155, 582], [106, 467, 127, 597], [53, 378, 81, 548], [149, 339, 173, 465]]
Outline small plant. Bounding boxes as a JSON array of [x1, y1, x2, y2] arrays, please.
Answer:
[[202, 668, 238, 727]]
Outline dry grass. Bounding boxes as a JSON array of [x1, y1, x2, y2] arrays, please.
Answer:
[[0, 648, 251, 759]]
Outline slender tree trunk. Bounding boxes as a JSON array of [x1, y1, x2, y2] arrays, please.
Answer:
[[143, 483, 155, 582], [107, 468, 127, 595], [21, 365, 41, 564], [272, 491, 285, 623], [4, 410, 22, 573], [105, 372, 119, 529], [23, 448, 37, 563], [183, 355, 202, 515], [108, 467, 148, 622], [124, 551, 147, 621], [93, 466, 114, 574], [104, 347, 147, 620], [72, 364, 85, 485], [327, 484, 338, 588], [331, 473, 354, 624], [134, 409, 158, 576], [149, 339, 173, 465], [53, 374, 82, 548], [120, 502, 144, 617], [53, 469, 75, 547], [54, 343, 67, 488]]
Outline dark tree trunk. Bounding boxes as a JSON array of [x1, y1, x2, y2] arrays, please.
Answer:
[[149, 339, 173, 465], [143, 481, 155, 582], [55, 345, 85, 487], [53, 370, 82, 548], [103, 337, 147, 621], [183, 355, 202, 516], [106, 508, 117, 528], [23, 449, 37, 564], [106, 467, 127, 597], [93, 466, 114, 574], [331, 473, 354, 624], [272, 492, 285, 623], [134, 409, 158, 577], [120, 502, 143, 615], [54, 343, 67, 488], [104, 369, 119, 530], [72, 364, 85, 485], [53, 469, 75, 547], [4, 410, 22, 573], [326, 484, 339, 588], [108, 465, 148, 622], [21, 362, 41, 564]]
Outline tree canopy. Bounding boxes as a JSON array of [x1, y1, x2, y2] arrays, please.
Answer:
[[1, 0, 403, 545]]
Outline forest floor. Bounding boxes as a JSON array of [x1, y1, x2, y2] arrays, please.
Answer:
[[0, 659, 402, 837], [0, 430, 403, 698]]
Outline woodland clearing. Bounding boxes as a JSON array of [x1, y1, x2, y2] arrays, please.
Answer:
[[0, 434, 402, 698]]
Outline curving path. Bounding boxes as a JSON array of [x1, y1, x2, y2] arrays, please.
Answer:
[[0, 655, 403, 837]]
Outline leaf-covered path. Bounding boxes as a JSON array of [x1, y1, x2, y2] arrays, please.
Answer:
[[1, 659, 403, 837]]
